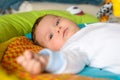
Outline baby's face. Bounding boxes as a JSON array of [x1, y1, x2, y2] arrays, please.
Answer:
[[35, 15, 79, 51]]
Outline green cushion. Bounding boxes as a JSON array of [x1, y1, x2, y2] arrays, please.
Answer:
[[0, 10, 99, 43]]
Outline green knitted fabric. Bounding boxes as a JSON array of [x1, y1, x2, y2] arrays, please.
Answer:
[[0, 10, 99, 43]]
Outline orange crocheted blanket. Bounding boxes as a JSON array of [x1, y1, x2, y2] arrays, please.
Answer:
[[0, 36, 108, 80]]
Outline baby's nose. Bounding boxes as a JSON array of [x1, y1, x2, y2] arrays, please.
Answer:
[[59, 26, 61, 29], [56, 26, 62, 33]]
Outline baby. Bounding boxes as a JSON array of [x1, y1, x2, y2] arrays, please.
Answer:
[[17, 14, 120, 75]]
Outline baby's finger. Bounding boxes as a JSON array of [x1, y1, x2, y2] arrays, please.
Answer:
[[38, 55, 47, 66], [25, 59, 35, 72], [34, 54, 40, 61], [25, 59, 41, 74], [32, 61, 42, 74], [16, 56, 25, 64], [21, 60, 29, 69], [24, 50, 34, 60]]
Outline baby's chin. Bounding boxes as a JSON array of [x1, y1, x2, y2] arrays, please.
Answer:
[[51, 48, 61, 51], [50, 46, 63, 51], [49, 42, 65, 51]]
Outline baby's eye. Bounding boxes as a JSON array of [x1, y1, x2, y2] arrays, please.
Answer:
[[49, 33, 53, 40], [56, 19, 60, 26]]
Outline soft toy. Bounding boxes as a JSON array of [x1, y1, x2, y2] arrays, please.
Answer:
[[66, 6, 84, 16], [97, 2, 112, 22], [97, 0, 120, 22], [111, 0, 120, 17]]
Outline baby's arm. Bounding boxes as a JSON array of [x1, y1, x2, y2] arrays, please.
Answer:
[[17, 48, 87, 74], [16, 50, 49, 74], [16, 49, 67, 74]]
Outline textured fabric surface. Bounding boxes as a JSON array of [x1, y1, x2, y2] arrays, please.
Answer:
[[0, 37, 18, 61], [0, 36, 107, 80], [1, 36, 43, 74], [0, 10, 98, 43]]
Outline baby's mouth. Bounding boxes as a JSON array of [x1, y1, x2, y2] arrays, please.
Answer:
[[63, 28, 68, 37]]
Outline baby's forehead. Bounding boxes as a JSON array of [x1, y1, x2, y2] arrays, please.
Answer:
[[35, 14, 61, 33], [38, 15, 61, 27]]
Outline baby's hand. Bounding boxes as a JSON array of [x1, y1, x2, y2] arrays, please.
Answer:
[[16, 50, 48, 75]]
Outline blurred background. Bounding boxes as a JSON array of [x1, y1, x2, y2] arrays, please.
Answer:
[[0, 0, 105, 16]]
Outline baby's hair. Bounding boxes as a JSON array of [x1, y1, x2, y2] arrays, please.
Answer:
[[32, 15, 46, 46]]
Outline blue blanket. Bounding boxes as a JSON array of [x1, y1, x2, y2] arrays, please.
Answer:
[[78, 66, 120, 80]]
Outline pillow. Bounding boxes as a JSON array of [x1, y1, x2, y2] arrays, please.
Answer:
[[0, 10, 99, 43]]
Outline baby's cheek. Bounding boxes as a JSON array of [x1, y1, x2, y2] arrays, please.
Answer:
[[53, 40, 64, 51]]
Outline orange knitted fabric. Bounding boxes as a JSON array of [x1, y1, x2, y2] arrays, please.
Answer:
[[1, 36, 43, 74], [0, 36, 107, 80]]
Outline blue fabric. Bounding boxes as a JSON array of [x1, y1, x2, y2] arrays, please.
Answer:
[[37, 0, 104, 5], [25, 33, 32, 40], [78, 24, 86, 28], [0, 0, 104, 14], [0, 0, 23, 14], [10, 1, 23, 11], [25, 0, 104, 5], [78, 66, 120, 80]]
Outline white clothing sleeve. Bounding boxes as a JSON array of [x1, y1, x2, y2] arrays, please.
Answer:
[[61, 43, 89, 74], [39, 47, 88, 74], [39, 49, 67, 74]]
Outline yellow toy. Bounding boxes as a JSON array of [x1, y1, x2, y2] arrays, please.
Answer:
[[97, 0, 120, 22], [111, 0, 120, 17]]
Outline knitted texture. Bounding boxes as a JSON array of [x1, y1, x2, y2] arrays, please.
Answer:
[[0, 36, 107, 80], [1, 36, 43, 74]]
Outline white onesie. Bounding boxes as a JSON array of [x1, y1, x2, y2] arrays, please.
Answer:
[[40, 22, 120, 74]]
